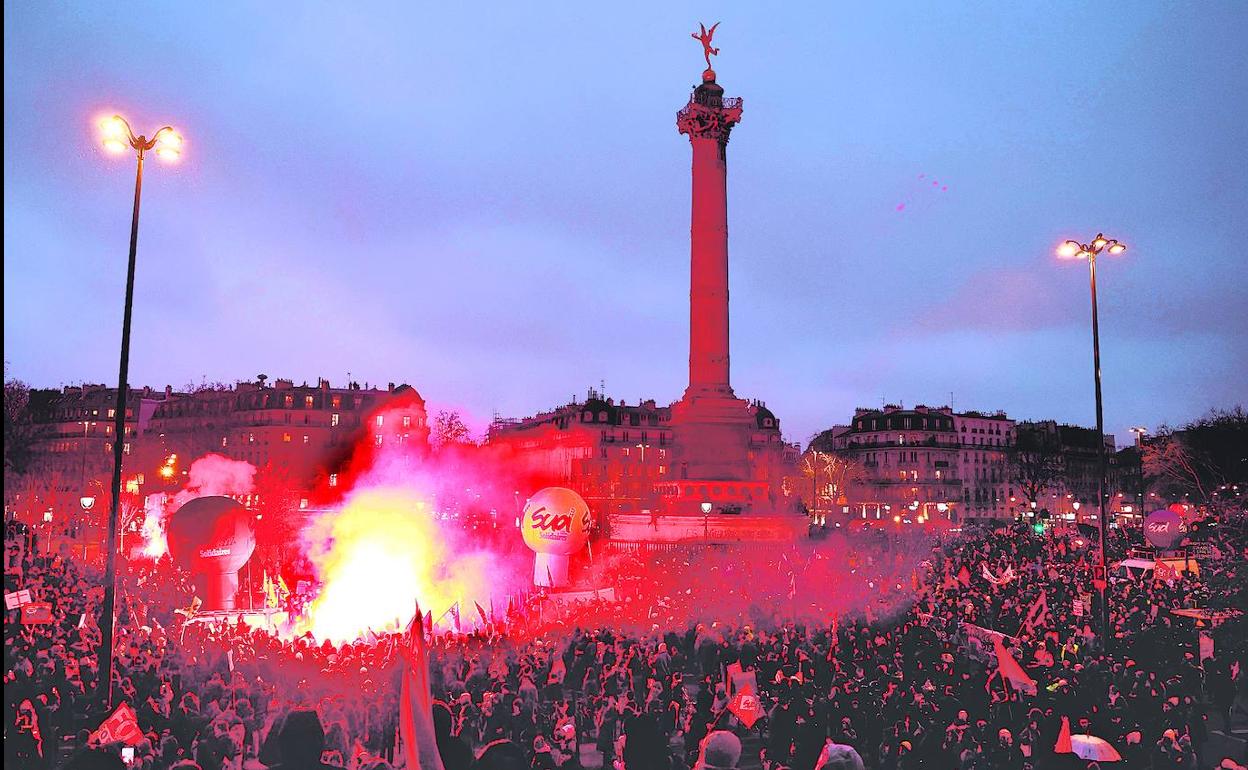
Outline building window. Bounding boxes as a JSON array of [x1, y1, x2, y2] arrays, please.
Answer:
[[899, 471, 906, 481], [303, 435, 310, 445], [331, 413, 340, 427], [403, 415, 411, 428], [375, 434, 383, 447], [329, 473, 338, 487], [221, 437, 228, 447], [332, 395, 342, 409], [282, 433, 292, 443], [123, 443, 131, 454], [284, 395, 294, 408], [249, 433, 256, 444], [305, 395, 314, 408], [375, 415, 385, 427], [107, 408, 116, 418], [935, 470, 942, 479]]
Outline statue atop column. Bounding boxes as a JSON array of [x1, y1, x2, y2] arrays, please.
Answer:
[[691, 22, 720, 74]]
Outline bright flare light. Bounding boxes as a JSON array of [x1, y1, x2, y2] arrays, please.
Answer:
[[302, 486, 512, 643], [1107, 242, 1126, 254]]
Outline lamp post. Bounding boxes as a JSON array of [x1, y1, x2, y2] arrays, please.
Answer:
[[1129, 426, 1148, 525], [97, 114, 182, 709], [701, 501, 712, 542], [1058, 232, 1127, 645]]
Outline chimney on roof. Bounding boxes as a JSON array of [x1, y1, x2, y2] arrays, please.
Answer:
[[388, 382, 395, 393], [165, 385, 172, 397]]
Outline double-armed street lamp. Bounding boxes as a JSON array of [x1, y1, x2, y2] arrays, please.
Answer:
[[97, 114, 183, 708], [1057, 232, 1127, 644]]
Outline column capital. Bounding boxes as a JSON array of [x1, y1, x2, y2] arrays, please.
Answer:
[[677, 89, 742, 144]]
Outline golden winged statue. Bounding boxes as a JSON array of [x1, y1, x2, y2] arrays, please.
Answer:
[[692, 22, 720, 70]]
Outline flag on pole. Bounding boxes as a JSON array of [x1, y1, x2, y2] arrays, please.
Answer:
[[1199, 632, 1214, 662], [474, 601, 488, 627], [990, 636, 1037, 695], [90, 703, 144, 746], [424, 609, 433, 633], [1018, 591, 1050, 637], [1054, 715, 1073, 753], [726, 684, 763, 729], [451, 602, 461, 633], [957, 565, 972, 587]]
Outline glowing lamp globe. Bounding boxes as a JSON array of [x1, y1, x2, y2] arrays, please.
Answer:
[[521, 487, 592, 588], [166, 496, 256, 611]]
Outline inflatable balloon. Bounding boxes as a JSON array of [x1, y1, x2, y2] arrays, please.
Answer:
[[521, 487, 592, 588], [166, 496, 256, 611], [1143, 508, 1184, 550]]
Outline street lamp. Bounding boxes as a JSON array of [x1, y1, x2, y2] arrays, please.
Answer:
[[1058, 231, 1126, 645], [97, 113, 182, 709], [701, 501, 712, 541]]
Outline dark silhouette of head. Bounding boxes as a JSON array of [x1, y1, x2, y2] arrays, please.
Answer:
[[279, 708, 326, 767], [474, 739, 527, 770]]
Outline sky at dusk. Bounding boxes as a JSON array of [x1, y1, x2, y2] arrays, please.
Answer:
[[4, 2, 1247, 447]]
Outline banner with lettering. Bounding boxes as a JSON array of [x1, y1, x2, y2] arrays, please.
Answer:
[[90, 703, 144, 746]]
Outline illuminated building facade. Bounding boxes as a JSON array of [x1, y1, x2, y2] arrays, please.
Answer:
[[828, 405, 964, 522]]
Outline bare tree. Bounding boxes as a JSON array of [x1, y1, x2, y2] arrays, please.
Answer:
[[432, 410, 473, 449], [1143, 432, 1216, 503], [787, 450, 864, 514], [4, 364, 35, 475], [1010, 430, 1064, 508]]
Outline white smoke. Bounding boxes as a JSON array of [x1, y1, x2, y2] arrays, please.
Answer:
[[142, 454, 257, 558]]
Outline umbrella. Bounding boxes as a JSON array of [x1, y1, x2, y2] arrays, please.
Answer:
[[1070, 734, 1122, 762]]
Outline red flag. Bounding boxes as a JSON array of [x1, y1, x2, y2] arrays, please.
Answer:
[[1018, 591, 1049, 637], [474, 601, 488, 627], [423, 610, 433, 632], [90, 703, 144, 746], [1199, 632, 1214, 662], [726, 662, 744, 695], [727, 684, 763, 729], [451, 602, 461, 633], [1054, 715, 1073, 753], [1154, 560, 1177, 583], [507, 595, 515, 617], [992, 637, 1037, 695], [21, 602, 54, 625], [957, 565, 971, 587]]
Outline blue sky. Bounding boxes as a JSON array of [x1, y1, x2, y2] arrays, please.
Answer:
[[4, 2, 1246, 446]]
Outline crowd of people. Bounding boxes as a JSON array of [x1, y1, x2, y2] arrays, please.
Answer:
[[4, 511, 1247, 770]]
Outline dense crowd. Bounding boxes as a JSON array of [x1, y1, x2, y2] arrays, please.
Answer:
[[5, 512, 1247, 770]]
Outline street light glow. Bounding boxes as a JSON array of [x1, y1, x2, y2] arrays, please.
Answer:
[[1107, 242, 1126, 254], [1057, 240, 1081, 258]]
